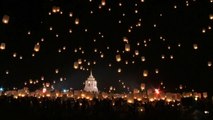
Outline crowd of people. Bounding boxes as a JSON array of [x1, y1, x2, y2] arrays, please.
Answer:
[[0, 96, 212, 120]]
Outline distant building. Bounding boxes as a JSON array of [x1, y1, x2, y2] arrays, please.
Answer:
[[84, 70, 99, 93]]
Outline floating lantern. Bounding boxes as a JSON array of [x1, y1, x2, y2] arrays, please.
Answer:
[[155, 69, 159, 74], [2, 15, 9, 24], [13, 53, 17, 58], [55, 69, 59, 74], [74, 62, 79, 69], [143, 70, 148, 77], [161, 54, 165, 59], [179, 84, 183, 90], [101, 0, 106, 6], [125, 43, 130, 52], [0, 43, 6, 50], [141, 56, 146, 62], [52, 6, 60, 13], [208, 61, 212, 67], [34, 43, 40, 52], [78, 59, 82, 64], [135, 50, 139, 56], [193, 44, 198, 50], [203, 92, 208, 98], [140, 83, 145, 91], [118, 68, 122, 73], [75, 18, 79, 25], [116, 54, 121, 62], [209, 14, 213, 20]]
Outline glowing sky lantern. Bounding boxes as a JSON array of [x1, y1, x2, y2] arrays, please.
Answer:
[[5, 70, 9, 75], [125, 43, 130, 52], [29, 79, 33, 84], [34, 43, 40, 52], [108, 63, 112, 67], [161, 54, 165, 59], [49, 27, 53, 31], [19, 56, 23, 60], [170, 55, 174, 59], [41, 76, 44, 81], [179, 84, 183, 90], [135, 50, 139, 56], [193, 43, 198, 50], [155, 69, 159, 74], [116, 54, 121, 62], [74, 62, 79, 69], [208, 61, 212, 67], [2, 15, 9, 24], [100, 53, 104, 58], [101, 0, 106, 6], [209, 14, 213, 20], [123, 37, 128, 43], [75, 18, 80, 25], [203, 92, 208, 98], [141, 56, 146, 62], [143, 70, 148, 77], [55, 69, 59, 74], [78, 59, 82, 64], [140, 83, 145, 91], [52, 6, 60, 13], [0, 43, 6, 50], [69, 12, 73, 17], [202, 29, 206, 33], [13, 53, 17, 58], [118, 68, 122, 73]]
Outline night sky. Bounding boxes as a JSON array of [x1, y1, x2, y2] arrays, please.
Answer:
[[0, 0, 213, 94]]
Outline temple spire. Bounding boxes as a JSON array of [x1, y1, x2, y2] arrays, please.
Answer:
[[90, 69, 93, 77]]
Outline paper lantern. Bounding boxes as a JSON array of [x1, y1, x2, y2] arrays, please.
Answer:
[[52, 6, 60, 13], [74, 62, 79, 69], [207, 61, 212, 67], [140, 83, 145, 91], [2, 15, 9, 24], [13, 53, 17, 58], [179, 84, 183, 90], [209, 14, 213, 20], [161, 54, 165, 59], [75, 18, 79, 25], [116, 54, 121, 62], [155, 69, 159, 74], [55, 69, 59, 74], [78, 59, 82, 64], [101, 0, 106, 6], [143, 70, 148, 77], [125, 43, 130, 52], [34, 43, 40, 52], [203, 92, 208, 98], [0, 43, 6, 50], [118, 68, 121, 73], [141, 56, 146, 62], [193, 44, 198, 50], [123, 37, 128, 43], [135, 50, 139, 56]]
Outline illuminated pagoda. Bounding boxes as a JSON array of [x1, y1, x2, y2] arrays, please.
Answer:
[[84, 70, 99, 93]]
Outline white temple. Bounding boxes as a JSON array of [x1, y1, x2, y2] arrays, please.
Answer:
[[84, 70, 99, 93]]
